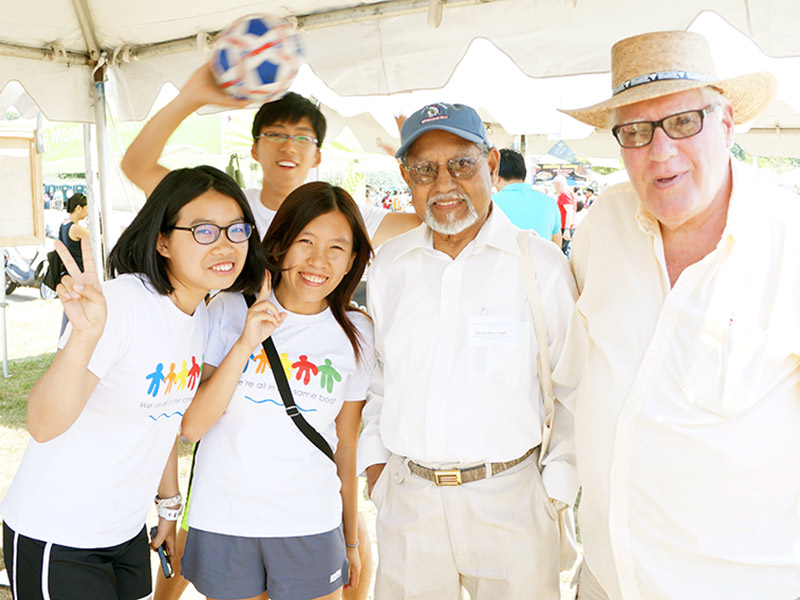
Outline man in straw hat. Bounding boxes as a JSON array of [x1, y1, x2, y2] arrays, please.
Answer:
[[558, 30, 800, 599], [359, 102, 579, 599]]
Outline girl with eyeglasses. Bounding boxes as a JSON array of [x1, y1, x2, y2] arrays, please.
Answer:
[[1, 166, 268, 600], [179, 182, 374, 600]]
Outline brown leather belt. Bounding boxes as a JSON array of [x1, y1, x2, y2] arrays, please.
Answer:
[[408, 447, 538, 486]]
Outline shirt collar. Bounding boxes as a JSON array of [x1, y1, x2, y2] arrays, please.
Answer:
[[393, 203, 521, 261]]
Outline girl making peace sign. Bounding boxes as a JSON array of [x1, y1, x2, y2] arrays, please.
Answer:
[[1, 166, 268, 599], [179, 182, 375, 600]]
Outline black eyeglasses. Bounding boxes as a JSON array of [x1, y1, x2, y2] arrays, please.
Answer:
[[403, 156, 484, 185], [612, 103, 718, 148], [255, 131, 319, 146], [171, 222, 253, 245]]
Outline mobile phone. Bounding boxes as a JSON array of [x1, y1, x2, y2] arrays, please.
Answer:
[[150, 526, 174, 579]]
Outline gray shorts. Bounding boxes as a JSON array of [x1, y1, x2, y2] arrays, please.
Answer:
[[181, 525, 348, 600]]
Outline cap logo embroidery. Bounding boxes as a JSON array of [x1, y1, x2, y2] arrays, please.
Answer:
[[420, 103, 448, 124]]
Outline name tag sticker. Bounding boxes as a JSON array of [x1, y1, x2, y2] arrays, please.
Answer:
[[468, 317, 517, 347]]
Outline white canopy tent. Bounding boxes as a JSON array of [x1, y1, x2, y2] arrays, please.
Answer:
[[0, 2, 797, 274], [4, 1, 800, 123], [0, 2, 798, 255]]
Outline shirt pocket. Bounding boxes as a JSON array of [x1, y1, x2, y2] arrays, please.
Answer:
[[467, 319, 532, 393], [680, 319, 768, 419]]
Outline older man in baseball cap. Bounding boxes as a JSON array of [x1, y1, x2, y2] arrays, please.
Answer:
[[559, 30, 800, 599], [358, 102, 579, 599]]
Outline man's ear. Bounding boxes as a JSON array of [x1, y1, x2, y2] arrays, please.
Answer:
[[486, 147, 501, 179], [720, 102, 735, 149], [312, 146, 321, 168], [251, 141, 259, 162]]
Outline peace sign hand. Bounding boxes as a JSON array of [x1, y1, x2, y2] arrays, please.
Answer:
[[55, 236, 107, 342], [240, 271, 286, 351]]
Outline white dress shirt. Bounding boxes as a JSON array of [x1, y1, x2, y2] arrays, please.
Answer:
[[567, 159, 800, 599], [359, 207, 579, 504]]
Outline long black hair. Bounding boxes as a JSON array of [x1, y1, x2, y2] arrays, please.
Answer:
[[108, 166, 267, 296], [262, 182, 372, 362]]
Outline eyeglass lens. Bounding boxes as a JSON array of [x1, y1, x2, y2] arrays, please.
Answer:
[[407, 157, 480, 184], [613, 106, 712, 148], [190, 222, 252, 244], [260, 132, 317, 145]]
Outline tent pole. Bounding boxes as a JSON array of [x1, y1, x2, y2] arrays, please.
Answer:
[[1, 262, 8, 378], [82, 123, 103, 281], [92, 67, 113, 271]]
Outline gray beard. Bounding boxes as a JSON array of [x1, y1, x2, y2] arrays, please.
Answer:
[[424, 193, 479, 235]]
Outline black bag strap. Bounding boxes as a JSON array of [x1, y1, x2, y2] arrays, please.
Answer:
[[245, 294, 335, 462]]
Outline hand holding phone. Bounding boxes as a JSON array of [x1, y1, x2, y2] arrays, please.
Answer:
[[150, 526, 174, 579]]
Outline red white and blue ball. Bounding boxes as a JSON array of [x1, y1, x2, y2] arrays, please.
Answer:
[[211, 14, 303, 102]]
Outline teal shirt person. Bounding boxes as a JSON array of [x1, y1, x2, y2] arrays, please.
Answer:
[[493, 183, 561, 240]]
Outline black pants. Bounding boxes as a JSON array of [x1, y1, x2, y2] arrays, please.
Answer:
[[3, 522, 152, 600]]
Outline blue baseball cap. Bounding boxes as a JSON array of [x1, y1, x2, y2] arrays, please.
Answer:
[[395, 102, 492, 159]]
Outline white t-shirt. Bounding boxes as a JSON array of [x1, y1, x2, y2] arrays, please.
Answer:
[[1, 274, 207, 548], [188, 292, 374, 538], [244, 187, 388, 241]]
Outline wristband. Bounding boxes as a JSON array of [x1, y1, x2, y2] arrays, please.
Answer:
[[155, 493, 183, 521], [345, 539, 360, 548]]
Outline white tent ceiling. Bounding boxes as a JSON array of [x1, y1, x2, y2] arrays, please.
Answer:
[[3, 1, 800, 124]]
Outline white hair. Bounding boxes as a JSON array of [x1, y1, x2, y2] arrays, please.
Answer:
[[424, 192, 479, 235], [608, 85, 732, 128]]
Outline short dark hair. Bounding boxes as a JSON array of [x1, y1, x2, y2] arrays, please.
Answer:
[[262, 182, 373, 362], [107, 166, 268, 296], [66, 193, 87, 213], [498, 149, 526, 181], [251, 92, 326, 147]]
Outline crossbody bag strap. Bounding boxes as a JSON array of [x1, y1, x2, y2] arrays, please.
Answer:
[[516, 231, 555, 466], [244, 294, 335, 462]]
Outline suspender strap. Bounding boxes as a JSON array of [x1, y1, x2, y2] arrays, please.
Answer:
[[244, 294, 335, 462], [516, 231, 555, 466]]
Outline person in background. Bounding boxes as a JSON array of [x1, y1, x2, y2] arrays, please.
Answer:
[[553, 175, 575, 256], [121, 64, 419, 249], [493, 149, 561, 246], [58, 193, 89, 335]]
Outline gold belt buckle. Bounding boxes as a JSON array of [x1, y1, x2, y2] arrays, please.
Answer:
[[433, 469, 462, 486]]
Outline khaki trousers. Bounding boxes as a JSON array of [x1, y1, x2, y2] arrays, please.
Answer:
[[372, 452, 560, 600]]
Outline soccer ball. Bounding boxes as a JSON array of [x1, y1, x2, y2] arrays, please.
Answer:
[[211, 14, 304, 102]]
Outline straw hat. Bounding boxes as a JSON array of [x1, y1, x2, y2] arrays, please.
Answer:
[[560, 30, 777, 129]]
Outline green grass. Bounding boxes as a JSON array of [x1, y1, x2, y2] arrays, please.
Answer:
[[0, 353, 54, 431]]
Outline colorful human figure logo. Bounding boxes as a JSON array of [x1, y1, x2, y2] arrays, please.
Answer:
[[253, 347, 270, 374], [318, 359, 342, 393], [175, 360, 189, 391], [145, 363, 165, 397], [164, 363, 177, 393], [187, 356, 202, 390], [279, 353, 294, 379], [292, 355, 318, 385]]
